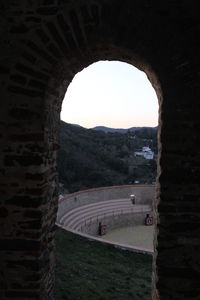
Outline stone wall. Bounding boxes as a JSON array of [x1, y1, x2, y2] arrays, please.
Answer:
[[80, 211, 151, 237], [0, 1, 200, 299], [57, 185, 154, 236], [57, 184, 155, 219], [57, 224, 154, 256]]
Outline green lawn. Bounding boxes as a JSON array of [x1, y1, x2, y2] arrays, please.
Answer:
[[55, 228, 152, 300]]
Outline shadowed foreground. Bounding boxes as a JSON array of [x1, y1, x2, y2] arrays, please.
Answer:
[[55, 228, 152, 300]]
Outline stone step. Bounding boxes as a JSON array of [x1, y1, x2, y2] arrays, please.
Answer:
[[60, 198, 131, 224], [65, 204, 135, 228], [74, 206, 152, 231], [61, 202, 151, 230]]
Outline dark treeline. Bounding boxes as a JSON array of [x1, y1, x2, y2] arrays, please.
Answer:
[[57, 121, 158, 193]]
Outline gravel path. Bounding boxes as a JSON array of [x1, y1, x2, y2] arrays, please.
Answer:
[[101, 225, 154, 251]]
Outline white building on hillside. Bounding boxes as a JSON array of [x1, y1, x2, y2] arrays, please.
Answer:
[[134, 146, 154, 160]]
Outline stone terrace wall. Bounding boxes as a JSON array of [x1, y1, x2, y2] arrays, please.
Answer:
[[57, 184, 155, 220], [57, 224, 153, 255], [82, 211, 151, 236]]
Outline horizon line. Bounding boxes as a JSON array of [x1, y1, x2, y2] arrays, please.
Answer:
[[61, 120, 158, 129]]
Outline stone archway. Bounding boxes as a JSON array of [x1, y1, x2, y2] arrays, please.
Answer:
[[45, 46, 161, 298], [1, 1, 200, 299]]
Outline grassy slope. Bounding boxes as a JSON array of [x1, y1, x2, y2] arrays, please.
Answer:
[[55, 228, 152, 300]]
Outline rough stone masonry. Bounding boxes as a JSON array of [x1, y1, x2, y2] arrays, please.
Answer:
[[0, 0, 200, 299]]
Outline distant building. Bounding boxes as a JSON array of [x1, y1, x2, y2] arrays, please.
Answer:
[[134, 146, 154, 160]]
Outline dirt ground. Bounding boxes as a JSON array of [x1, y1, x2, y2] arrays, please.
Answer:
[[101, 225, 154, 250]]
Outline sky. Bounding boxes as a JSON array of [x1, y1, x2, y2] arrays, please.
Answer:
[[61, 61, 158, 129]]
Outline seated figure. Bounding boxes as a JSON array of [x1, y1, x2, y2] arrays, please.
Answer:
[[130, 194, 136, 204], [145, 214, 153, 225]]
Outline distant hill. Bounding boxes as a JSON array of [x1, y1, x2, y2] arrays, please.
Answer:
[[92, 126, 129, 133], [92, 125, 158, 134], [57, 121, 158, 193]]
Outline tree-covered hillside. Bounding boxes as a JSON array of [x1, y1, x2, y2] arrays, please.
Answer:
[[57, 121, 158, 193]]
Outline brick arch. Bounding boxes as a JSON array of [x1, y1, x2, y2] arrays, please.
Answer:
[[1, 1, 200, 299]]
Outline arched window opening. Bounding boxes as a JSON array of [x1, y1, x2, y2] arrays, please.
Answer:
[[59, 60, 158, 191], [56, 60, 159, 300]]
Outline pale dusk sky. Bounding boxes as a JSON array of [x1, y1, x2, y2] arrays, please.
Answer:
[[61, 61, 158, 129]]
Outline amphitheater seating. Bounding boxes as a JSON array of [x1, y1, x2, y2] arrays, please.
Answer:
[[58, 198, 152, 232]]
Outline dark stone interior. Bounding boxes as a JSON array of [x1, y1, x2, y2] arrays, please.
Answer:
[[0, 1, 200, 299]]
